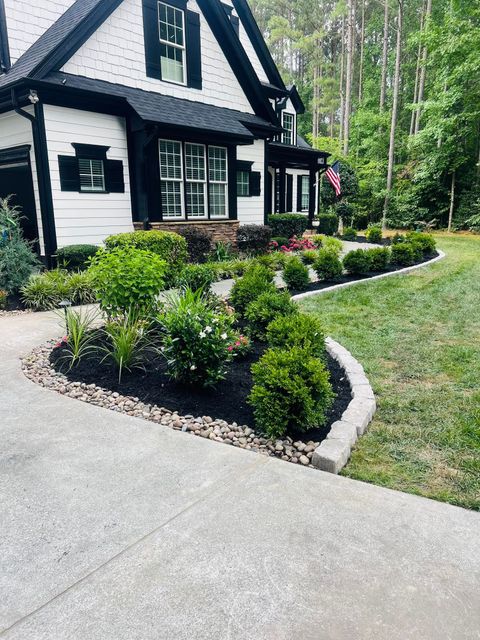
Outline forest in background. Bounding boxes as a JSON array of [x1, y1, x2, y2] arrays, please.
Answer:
[[251, 0, 480, 230]]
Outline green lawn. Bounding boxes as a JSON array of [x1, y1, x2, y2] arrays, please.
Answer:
[[301, 234, 480, 511]]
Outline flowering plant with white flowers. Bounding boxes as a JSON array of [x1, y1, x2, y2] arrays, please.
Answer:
[[158, 288, 235, 387]]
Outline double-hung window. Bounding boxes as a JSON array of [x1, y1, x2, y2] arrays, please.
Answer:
[[282, 112, 294, 145], [300, 175, 310, 211], [236, 170, 250, 197], [158, 1, 186, 84], [185, 143, 207, 218], [159, 140, 184, 218], [78, 158, 105, 192], [208, 146, 228, 218]]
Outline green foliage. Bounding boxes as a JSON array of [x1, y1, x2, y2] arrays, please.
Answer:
[[405, 232, 436, 255], [177, 227, 211, 263], [313, 249, 343, 281], [366, 247, 391, 272], [237, 224, 272, 254], [104, 230, 187, 285], [177, 263, 216, 292], [316, 213, 338, 235], [102, 311, 151, 382], [300, 249, 318, 265], [56, 307, 100, 370], [249, 347, 334, 439], [466, 214, 480, 232], [342, 227, 357, 241], [282, 256, 310, 291], [159, 288, 234, 387], [391, 243, 415, 266], [266, 313, 325, 358], [0, 289, 7, 309], [88, 247, 166, 316], [268, 213, 308, 238], [320, 162, 359, 207], [21, 269, 97, 310], [244, 290, 298, 339], [365, 225, 382, 244], [210, 241, 234, 262], [0, 236, 39, 293], [208, 258, 250, 280], [335, 201, 356, 224], [229, 263, 276, 315], [342, 249, 372, 275], [314, 235, 343, 256], [271, 236, 290, 247], [56, 244, 98, 271]]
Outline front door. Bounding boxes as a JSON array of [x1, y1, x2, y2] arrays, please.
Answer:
[[0, 145, 39, 249]]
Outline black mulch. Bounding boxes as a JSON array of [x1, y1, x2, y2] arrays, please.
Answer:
[[50, 339, 352, 442]]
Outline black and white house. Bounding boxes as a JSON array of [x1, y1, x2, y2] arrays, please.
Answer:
[[0, 0, 328, 260]]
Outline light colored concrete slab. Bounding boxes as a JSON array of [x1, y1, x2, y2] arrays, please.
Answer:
[[1, 310, 479, 640]]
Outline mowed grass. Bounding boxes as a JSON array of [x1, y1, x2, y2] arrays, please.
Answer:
[[300, 234, 480, 510]]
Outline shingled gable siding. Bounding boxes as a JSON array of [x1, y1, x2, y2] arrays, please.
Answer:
[[4, 0, 75, 64], [43, 105, 133, 248], [237, 139, 264, 225], [61, 0, 254, 113], [134, 220, 240, 247], [0, 109, 45, 253]]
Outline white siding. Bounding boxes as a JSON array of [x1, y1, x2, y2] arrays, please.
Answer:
[[237, 139, 264, 225], [4, 0, 75, 64], [0, 109, 44, 253], [43, 105, 133, 248], [62, 0, 254, 113]]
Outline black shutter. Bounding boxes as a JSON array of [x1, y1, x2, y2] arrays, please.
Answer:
[[105, 160, 125, 193], [58, 156, 79, 192], [296, 175, 302, 211], [143, 0, 162, 80], [286, 174, 293, 212], [186, 11, 202, 89], [250, 171, 261, 197], [231, 15, 240, 36]]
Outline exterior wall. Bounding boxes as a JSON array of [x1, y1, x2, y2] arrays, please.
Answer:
[[0, 109, 44, 253], [43, 104, 133, 248], [237, 139, 265, 226], [62, 0, 254, 113], [135, 220, 240, 246], [4, 0, 75, 64]]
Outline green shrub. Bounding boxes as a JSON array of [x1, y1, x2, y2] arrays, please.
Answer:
[[366, 247, 390, 271], [237, 224, 272, 254], [177, 263, 216, 292], [208, 259, 249, 280], [314, 249, 343, 281], [56, 244, 98, 271], [88, 247, 166, 316], [253, 252, 282, 272], [311, 235, 323, 248], [178, 227, 211, 263], [407, 239, 424, 262], [266, 313, 325, 358], [0, 236, 39, 294], [269, 214, 308, 239], [316, 213, 338, 235], [365, 225, 383, 243], [21, 269, 96, 310], [342, 227, 357, 241], [159, 288, 234, 387], [405, 231, 436, 255], [104, 230, 187, 285], [0, 288, 7, 308], [210, 241, 234, 262], [65, 270, 97, 305], [229, 263, 276, 315], [391, 242, 415, 266], [244, 290, 298, 339], [391, 232, 406, 244], [313, 235, 343, 256], [249, 347, 334, 439], [271, 236, 289, 248], [335, 201, 355, 222], [342, 249, 372, 275], [300, 249, 318, 265], [282, 256, 310, 291]]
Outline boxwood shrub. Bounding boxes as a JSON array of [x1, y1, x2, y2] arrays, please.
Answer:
[[56, 244, 99, 271], [266, 313, 325, 358], [342, 227, 357, 241], [316, 213, 338, 235], [282, 256, 310, 291], [342, 249, 372, 275], [268, 214, 308, 239], [237, 224, 272, 254], [229, 263, 276, 315], [177, 263, 217, 292], [313, 249, 343, 281], [244, 290, 298, 339], [365, 225, 383, 243], [366, 247, 390, 271], [405, 231, 436, 255], [249, 346, 334, 439], [391, 242, 415, 266]]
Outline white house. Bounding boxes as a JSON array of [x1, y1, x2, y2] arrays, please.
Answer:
[[0, 0, 328, 261]]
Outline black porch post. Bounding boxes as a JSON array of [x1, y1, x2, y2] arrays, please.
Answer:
[[278, 164, 286, 213], [308, 162, 316, 229]]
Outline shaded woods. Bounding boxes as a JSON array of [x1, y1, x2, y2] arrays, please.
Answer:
[[251, 0, 480, 230]]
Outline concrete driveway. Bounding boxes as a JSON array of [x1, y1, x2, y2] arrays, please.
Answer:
[[1, 311, 479, 639]]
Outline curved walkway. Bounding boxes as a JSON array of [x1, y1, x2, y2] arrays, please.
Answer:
[[1, 301, 480, 638]]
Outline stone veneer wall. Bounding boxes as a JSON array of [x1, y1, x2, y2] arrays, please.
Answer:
[[134, 221, 240, 247]]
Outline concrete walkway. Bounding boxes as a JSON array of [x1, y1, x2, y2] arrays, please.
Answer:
[[1, 311, 479, 640]]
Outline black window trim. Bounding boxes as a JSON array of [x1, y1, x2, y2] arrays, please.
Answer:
[[58, 143, 125, 195]]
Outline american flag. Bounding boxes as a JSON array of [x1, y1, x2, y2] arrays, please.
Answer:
[[325, 161, 341, 197]]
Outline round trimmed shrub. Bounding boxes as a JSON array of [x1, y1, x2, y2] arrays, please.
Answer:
[[316, 213, 338, 235], [365, 225, 383, 243], [244, 290, 298, 339], [266, 313, 325, 358], [366, 247, 390, 271], [282, 256, 310, 291], [301, 249, 318, 265], [342, 249, 372, 275], [314, 249, 343, 281], [237, 224, 272, 255], [229, 263, 276, 315], [249, 347, 334, 439], [268, 214, 308, 239], [178, 227, 211, 263], [405, 231, 436, 255], [56, 244, 99, 271], [342, 227, 357, 241], [391, 243, 415, 266], [177, 263, 217, 292]]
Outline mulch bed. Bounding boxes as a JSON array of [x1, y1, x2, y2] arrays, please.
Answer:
[[50, 338, 351, 441]]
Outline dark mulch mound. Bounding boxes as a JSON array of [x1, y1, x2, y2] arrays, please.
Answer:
[[50, 339, 351, 440], [342, 235, 391, 246]]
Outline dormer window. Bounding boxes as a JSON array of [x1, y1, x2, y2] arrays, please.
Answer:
[[282, 112, 294, 145], [158, 2, 186, 84]]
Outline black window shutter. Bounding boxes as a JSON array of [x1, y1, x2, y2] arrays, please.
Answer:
[[250, 171, 261, 197], [296, 175, 303, 211], [58, 156, 80, 192], [105, 160, 125, 193], [186, 11, 202, 89], [231, 15, 240, 36], [286, 174, 293, 212], [143, 0, 162, 80]]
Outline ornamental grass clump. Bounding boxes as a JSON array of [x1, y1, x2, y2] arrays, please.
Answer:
[[244, 290, 298, 340], [313, 249, 343, 281], [21, 269, 96, 310], [102, 310, 152, 382], [159, 288, 235, 387], [249, 347, 334, 439], [282, 256, 310, 291], [229, 263, 276, 315], [55, 306, 100, 370], [266, 313, 326, 358]]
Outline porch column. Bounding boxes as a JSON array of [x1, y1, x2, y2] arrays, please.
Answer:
[[308, 163, 316, 229], [278, 164, 287, 213]]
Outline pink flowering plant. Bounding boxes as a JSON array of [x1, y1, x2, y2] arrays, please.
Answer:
[[228, 334, 252, 358], [158, 288, 235, 387], [280, 235, 316, 253]]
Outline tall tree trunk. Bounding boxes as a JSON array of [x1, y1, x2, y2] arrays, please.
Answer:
[[379, 0, 389, 112], [343, 0, 355, 155], [358, 0, 365, 102], [382, 0, 403, 228], [414, 0, 432, 134], [339, 14, 346, 144], [313, 64, 319, 138], [448, 170, 456, 232], [410, 1, 425, 135]]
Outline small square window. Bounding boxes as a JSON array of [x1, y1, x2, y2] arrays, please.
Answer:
[[78, 158, 105, 192], [237, 170, 250, 197]]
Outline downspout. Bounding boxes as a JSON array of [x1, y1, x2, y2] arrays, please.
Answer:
[[11, 88, 57, 265]]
